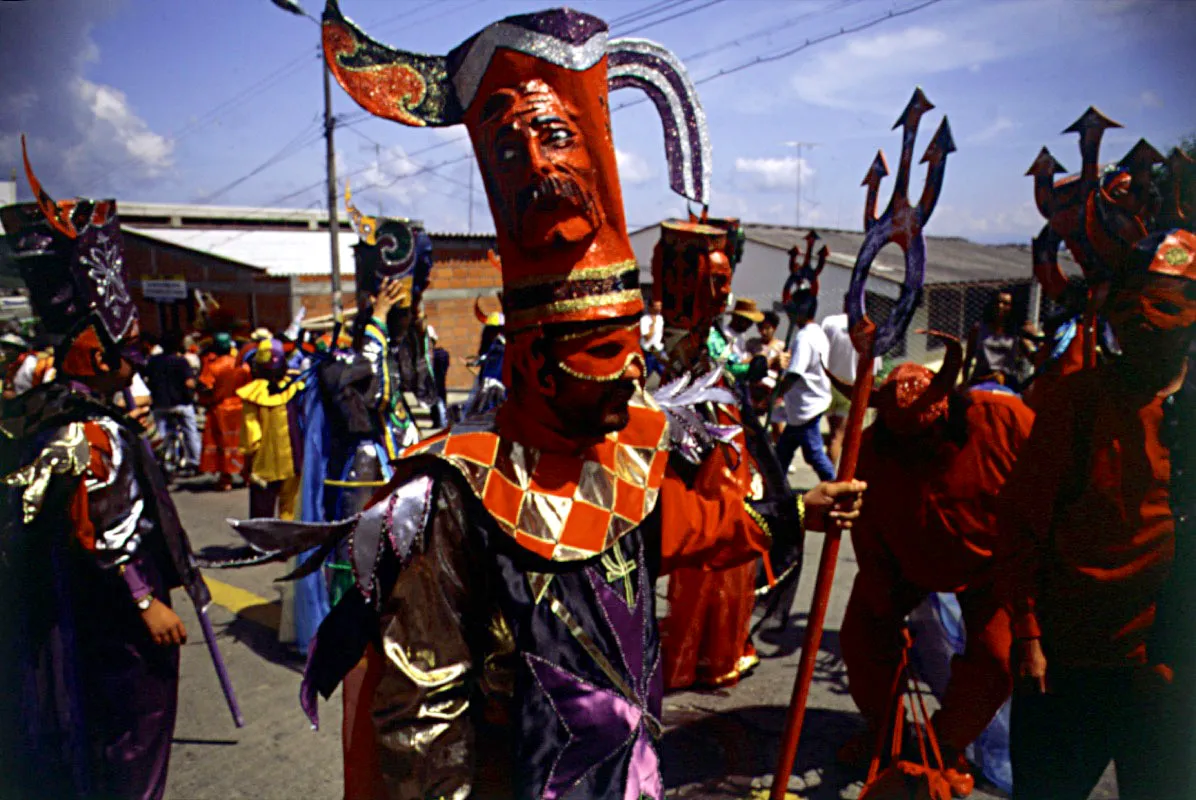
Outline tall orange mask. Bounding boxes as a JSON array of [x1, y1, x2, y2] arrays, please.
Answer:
[[322, 2, 711, 354]]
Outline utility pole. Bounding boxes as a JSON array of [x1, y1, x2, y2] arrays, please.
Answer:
[[323, 61, 343, 323], [785, 140, 818, 228], [467, 164, 474, 233], [271, 0, 343, 322]]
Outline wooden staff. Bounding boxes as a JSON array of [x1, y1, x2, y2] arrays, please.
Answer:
[[770, 87, 952, 798]]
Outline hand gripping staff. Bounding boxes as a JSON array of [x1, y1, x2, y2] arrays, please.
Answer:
[[769, 87, 951, 799]]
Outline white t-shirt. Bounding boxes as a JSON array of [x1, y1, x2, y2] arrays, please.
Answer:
[[783, 322, 832, 426], [821, 313, 881, 383], [639, 313, 664, 353]]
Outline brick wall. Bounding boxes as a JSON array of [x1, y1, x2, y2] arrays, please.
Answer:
[[423, 238, 501, 390], [123, 231, 291, 337]]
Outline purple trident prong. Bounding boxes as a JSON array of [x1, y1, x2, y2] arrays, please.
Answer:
[[861, 150, 889, 232], [845, 87, 948, 356], [916, 117, 956, 225]]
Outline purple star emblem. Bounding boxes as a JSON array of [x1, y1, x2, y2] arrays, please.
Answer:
[[526, 654, 662, 800]]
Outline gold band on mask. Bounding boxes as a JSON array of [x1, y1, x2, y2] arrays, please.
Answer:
[[555, 351, 646, 383]]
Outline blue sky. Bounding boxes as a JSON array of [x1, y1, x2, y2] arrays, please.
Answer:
[[1, 0, 1193, 244]]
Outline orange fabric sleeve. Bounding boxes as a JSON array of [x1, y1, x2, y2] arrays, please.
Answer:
[[995, 382, 1075, 639], [657, 444, 771, 577], [67, 421, 114, 552]]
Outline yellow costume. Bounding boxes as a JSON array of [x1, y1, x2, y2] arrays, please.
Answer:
[[238, 377, 304, 520]]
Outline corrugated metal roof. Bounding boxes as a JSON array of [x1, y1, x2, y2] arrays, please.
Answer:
[[124, 225, 356, 277], [629, 222, 1083, 288], [740, 224, 1082, 286]]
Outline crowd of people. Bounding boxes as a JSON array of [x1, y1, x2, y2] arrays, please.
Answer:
[[0, 6, 1192, 800]]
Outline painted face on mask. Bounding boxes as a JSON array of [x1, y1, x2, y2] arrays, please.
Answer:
[[476, 80, 603, 253], [651, 221, 732, 331]]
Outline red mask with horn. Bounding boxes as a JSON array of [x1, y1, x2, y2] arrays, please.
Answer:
[[827, 330, 963, 437]]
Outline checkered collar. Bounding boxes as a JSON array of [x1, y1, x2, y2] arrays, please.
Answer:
[[403, 391, 671, 562]]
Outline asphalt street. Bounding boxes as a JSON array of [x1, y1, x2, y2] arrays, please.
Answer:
[[163, 469, 1116, 799]]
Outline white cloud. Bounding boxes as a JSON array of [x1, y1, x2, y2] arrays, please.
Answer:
[[72, 79, 173, 176], [734, 156, 813, 191], [0, 0, 172, 193], [967, 116, 1016, 144], [616, 148, 654, 185], [1139, 89, 1164, 109], [791, 24, 1002, 112]]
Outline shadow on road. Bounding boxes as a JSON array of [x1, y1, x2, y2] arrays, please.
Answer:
[[754, 614, 851, 700], [661, 704, 866, 799], [220, 603, 307, 675]]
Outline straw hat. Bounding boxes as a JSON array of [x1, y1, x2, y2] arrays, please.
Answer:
[[729, 298, 765, 323]]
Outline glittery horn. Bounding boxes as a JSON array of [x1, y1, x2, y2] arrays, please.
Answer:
[[322, 0, 462, 127], [21, 135, 78, 239], [607, 38, 711, 205]]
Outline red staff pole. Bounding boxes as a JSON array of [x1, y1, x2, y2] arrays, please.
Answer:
[[769, 319, 875, 799]]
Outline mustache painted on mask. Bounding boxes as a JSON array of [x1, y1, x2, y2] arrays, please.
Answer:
[[515, 171, 592, 220]]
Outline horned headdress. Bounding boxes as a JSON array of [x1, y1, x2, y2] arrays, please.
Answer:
[[322, 1, 710, 332]]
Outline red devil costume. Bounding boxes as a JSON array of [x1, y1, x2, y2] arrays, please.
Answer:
[[206, 5, 863, 798], [837, 336, 1035, 797], [999, 142, 1196, 800], [652, 219, 763, 690], [0, 145, 237, 799]]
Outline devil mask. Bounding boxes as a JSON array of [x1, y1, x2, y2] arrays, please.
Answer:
[[651, 219, 732, 332], [0, 138, 139, 361]]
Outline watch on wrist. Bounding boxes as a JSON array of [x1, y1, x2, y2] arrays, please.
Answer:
[[136, 594, 155, 612]]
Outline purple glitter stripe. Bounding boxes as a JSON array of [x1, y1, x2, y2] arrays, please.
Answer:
[[608, 47, 705, 204], [505, 8, 607, 45]]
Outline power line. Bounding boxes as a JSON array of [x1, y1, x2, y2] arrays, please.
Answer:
[[680, 0, 866, 63], [192, 115, 323, 204], [615, 0, 730, 36], [82, 46, 320, 194], [608, 0, 697, 30], [611, 0, 945, 114]]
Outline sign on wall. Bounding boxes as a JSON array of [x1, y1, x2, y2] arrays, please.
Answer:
[[142, 278, 188, 302]]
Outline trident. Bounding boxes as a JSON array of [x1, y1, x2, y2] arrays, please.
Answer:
[[1026, 108, 1167, 369], [766, 232, 830, 429], [769, 87, 952, 799]]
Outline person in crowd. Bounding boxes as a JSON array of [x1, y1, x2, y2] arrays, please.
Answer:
[[711, 297, 763, 381], [821, 311, 880, 467], [640, 298, 665, 377], [427, 324, 451, 428], [964, 291, 1018, 387], [145, 330, 200, 474], [0, 162, 218, 800], [213, 9, 865, 796], [745, 310, 787, 408], [998, 229, 1196, 799], [775, 289, 835, 480], [651, 217, 766, 691], [835, 334, 1035, 798], [197, 331, 250, 491], [238, 334, 304, 520]]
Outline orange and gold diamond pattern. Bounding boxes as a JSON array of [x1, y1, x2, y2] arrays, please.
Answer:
[[404, 396, 671, 562]]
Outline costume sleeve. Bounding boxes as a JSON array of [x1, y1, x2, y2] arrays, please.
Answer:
[[68, 420, 159, 603], [995, 384, 1074, 639], [657, 446, 772, 576], [362, 318, 392, 412], [372, 477, 477, 798], [241, 402, 263, 459]]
